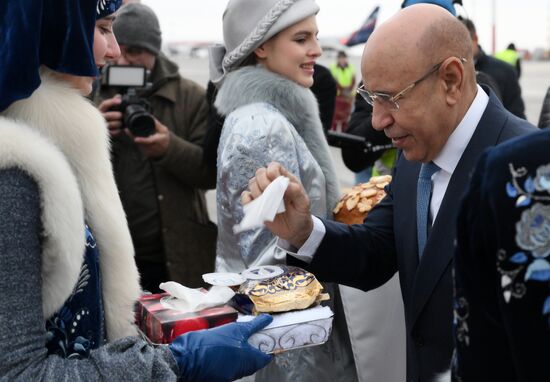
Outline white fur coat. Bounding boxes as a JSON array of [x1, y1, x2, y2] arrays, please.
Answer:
[[0, 71, 140, 341]]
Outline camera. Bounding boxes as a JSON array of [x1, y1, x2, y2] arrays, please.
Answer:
[[102, 65, 156, 137]]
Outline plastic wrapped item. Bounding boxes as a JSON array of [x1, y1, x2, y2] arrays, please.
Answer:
[[202, 265, 334, 353], [238, 265, 324, 313], [135, 293, 238, 344]]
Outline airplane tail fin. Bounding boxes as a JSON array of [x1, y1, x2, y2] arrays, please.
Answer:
[[342, 5, 380, 47]]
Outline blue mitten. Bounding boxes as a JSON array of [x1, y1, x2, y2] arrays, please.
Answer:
[[169, 314, 273, 382]]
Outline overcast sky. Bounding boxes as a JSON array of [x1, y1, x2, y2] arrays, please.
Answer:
[[141, 0, 549, 52]]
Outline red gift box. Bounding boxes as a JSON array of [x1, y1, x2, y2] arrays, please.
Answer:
[[135, 293, 238, 344]]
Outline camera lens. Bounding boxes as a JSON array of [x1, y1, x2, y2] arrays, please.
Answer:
[[124, 104, 155, 137]]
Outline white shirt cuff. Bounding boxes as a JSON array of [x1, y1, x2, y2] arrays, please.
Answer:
[[276, 216, 326, 263]]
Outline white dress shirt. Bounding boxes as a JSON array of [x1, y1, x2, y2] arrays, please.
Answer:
[[280, 84, 489, 263]]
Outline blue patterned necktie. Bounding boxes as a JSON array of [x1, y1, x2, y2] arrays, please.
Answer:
[[417, 162, 440, 258]]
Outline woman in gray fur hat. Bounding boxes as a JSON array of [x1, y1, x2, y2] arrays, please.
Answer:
[[211, 0, 358, 381]]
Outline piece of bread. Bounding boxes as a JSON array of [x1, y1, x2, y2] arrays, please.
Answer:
[[333, 175, 392, 225]]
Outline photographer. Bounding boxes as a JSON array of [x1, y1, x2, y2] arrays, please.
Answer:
[[96, 3, 216, 291]]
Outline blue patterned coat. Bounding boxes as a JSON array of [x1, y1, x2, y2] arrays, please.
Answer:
[[454, 128, 550, 381]]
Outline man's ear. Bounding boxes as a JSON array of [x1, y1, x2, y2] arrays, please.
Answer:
[[441, 58, 464, 106]]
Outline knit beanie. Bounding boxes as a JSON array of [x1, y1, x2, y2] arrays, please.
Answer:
[[402, 0, 456, 16], [113, 3, 162, 55], [209, 0, 319, 85]]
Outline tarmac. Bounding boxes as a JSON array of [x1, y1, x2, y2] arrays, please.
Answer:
[[173, 55, 550, 222]]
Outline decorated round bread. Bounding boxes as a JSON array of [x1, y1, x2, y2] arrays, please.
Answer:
[[239, 266, 323, 313], [333, 175, 392, 225]]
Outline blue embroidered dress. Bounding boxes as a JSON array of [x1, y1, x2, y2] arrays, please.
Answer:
[[46, 225, 105, 358], [453, 129, 550, 381]]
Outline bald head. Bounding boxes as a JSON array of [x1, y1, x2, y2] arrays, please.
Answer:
[[361, 4, 480, 163], [363, 4, 474, 83]]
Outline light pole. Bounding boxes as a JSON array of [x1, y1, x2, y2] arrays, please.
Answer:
[[491, 0, 496, 54], [547, 0, 550, 54]]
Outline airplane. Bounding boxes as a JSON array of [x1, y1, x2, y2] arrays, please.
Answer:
[[319, 5, 380, 53], [166, 6, 381, 58], [342, 5, 380, 46]]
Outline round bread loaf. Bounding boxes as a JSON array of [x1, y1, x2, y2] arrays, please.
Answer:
[[333, 175, 392, 225]]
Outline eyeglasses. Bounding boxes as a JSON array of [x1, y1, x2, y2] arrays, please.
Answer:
[[357, 57, 467, 111]]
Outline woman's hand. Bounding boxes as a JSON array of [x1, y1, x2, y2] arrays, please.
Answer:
[[169, 315, 273, 382]]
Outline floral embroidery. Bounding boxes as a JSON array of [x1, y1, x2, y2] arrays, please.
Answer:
[[535, 164, 550, 192], [96, 0, 119, 15], [496, 249, 527, 303], [454, 296, 470, 346], [72, 263, 90, 297], [506, 163, 550, 207], [46, 225, 105, 358], [46, 309, 93, 359], [501, 163, 550, 326], [515, 203, 550, 257]]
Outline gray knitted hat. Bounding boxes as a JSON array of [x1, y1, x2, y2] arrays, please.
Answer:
[[113, 3, 162, 56], [209, 0, 319, 85]]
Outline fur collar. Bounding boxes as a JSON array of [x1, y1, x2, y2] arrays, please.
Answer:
[[0, 71, 140, 341], [435, 370, 451, 382], [215, 65, 341, 212], [0, 118, 85, 326]]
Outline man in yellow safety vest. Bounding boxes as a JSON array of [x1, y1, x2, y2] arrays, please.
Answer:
[[495, 42, 521, 78], [330, 51, 356, 131]]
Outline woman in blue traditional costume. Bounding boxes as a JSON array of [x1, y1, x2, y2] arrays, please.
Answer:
[[451, 129, 550, 381], [0, 1, 271, 380]]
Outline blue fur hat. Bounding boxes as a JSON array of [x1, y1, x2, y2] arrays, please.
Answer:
[[0, 0, 122, 112], [402, 0, 457, 16]]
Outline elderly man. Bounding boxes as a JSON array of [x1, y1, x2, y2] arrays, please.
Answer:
[[243, 5, 536, 382]]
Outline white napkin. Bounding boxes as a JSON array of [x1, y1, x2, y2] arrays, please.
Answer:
[[159, 281, 235, 313], [233, 176, 290, 234]]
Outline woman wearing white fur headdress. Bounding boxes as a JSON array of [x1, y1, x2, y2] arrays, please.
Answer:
[[0, 1, 272, 380]]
